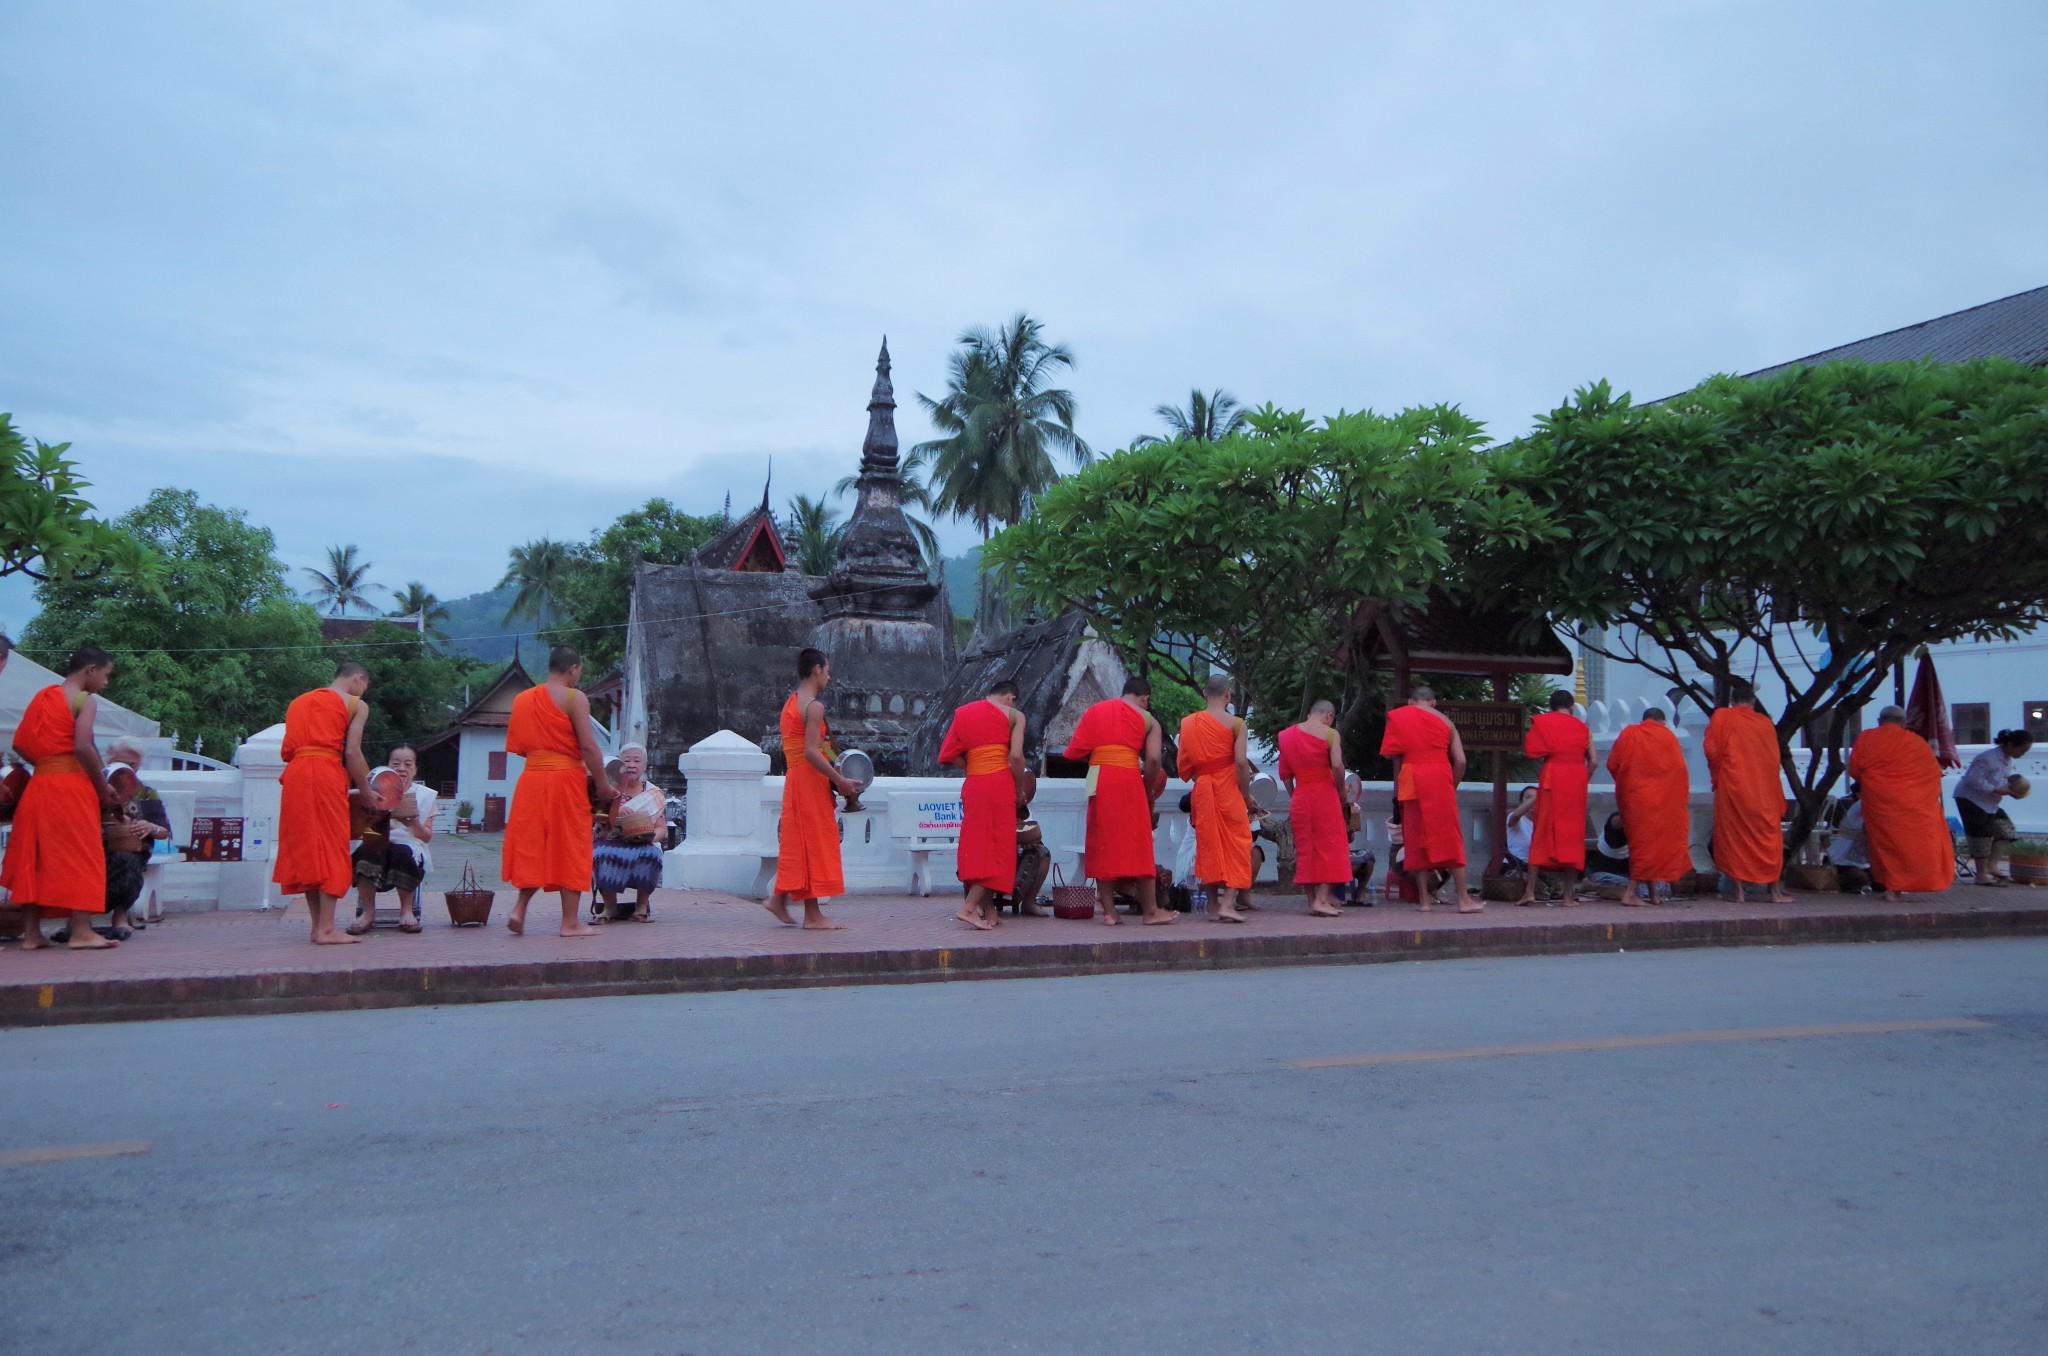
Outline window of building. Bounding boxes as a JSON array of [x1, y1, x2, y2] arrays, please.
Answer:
[[487, 751, 507, 781], [2027, 701, 2048, 742], [1952, 703, 1991, 746], [1578, 629, 1607, 704]]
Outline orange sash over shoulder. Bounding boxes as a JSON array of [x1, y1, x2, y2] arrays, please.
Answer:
[[501, 685, 594, 892], [1704, 707, 1785, 885], [776, 691, 844, 899], [1179, 711, 1252, 890], [1, 685, 106, 912], [272, 687, 355, 899], [1848, 724, 1956, 893], [1607, 721, 1692, 882], [940, 698, 1017, 893]]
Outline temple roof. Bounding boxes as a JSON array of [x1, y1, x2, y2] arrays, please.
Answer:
[[1350, 596, 1574, 677], [412, 655, 535, 749], [1745, 283, 2048, 376], [695, 499, 787, 573]]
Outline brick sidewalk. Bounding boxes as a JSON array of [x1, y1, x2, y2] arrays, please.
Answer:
[[5, 876, 2045, 1026]]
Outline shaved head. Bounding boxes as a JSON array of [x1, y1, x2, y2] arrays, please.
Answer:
[[1642, 707, 1667, 723], [1309, 699, 1336, 718], [1878, 705, 1907, 725], [1204, 673, 1232, 698]]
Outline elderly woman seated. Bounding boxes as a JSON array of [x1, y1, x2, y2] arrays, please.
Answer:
[[592, 743, 666, 922], [349, 744, 436, 934], [101, 741, 173, 938]]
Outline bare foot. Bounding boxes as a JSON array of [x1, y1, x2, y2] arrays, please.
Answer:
[[1515, 896, 1537, 907], [802, 917, 847, 930], [67, 929, 120, 949], [954, 908, 994, 931], [1768, 889, 1794, 904], [1417, 902, 1434, 913], [559, 922, 600, 938], [761, 897, 797, 926], [1884, 891, 1907, 902], [1142, 911, 1178, 925], [1099, 911, 1121, 925], [1560, 896, 1583, 907], [1310, 906, 1344, 918], [1210, 909, 1246, 924], [1455, 900, 1485, 913], [505, 911, 525, 936], [311, 930, 361, 945], [1620, 897, 1652, 907], [19, 931, 46, 950]]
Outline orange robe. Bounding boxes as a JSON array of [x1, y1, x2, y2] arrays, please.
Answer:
[[501, 685, 594, 892], [1279, 724, 1349, 885], [1380, 705, 1465, 870], [1, 685, 106, 912], [1065, 699, 1155, 881], [1704, 707, 1785, 884], [1606, 721, 1692, 882], [776, 692, 844, 899], [272, 687, 355, 899], [939, 698, 1017, 894], [1179, 711, 1252, 889], [1524, 710, 1591, 871], [1848, 724, 1956, 893]]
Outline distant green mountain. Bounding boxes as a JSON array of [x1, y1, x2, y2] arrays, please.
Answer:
[[436, 586, 548, 666], [941, 548, 979, 620]]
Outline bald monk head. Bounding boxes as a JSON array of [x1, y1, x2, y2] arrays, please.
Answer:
[[1122, 676, 1151, 709], [1409, 685, 1436, 707], [1877, 705, 1907, 725], [548, 645, 583, 683], [1724, 687, 1755, 709], [987, 679, 1018, 708], [330, 659, 369, 698], [1642, 707, 1667, 723], [1548, 690, 1575, 712], [1307, 699, 1336, 727], [1205, 674, 1232, 699]]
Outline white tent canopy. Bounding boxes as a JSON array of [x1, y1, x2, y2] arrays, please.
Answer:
[[0, 650, 160, 754]]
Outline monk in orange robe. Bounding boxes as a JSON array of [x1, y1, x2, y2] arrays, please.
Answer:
[[1847, 706, 1957, 899], [1280, 699, 1350, 918], [938, 679, 1025, 930], [1379, 685, 1482, 912], [1703, 693, 1791, 903], [1605, 707, 1692, 903], [272, 659, 375, 944], [502, 646, 614, 937], [1517, 690, 1595, 906], [767, 647, 859, 929], [1178, 674, 1253, 923], [6, 645, 121, 949], [1064, 677, 1175, 925]]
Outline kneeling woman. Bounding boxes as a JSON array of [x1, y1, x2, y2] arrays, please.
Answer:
[[593, 744, 666, 922]]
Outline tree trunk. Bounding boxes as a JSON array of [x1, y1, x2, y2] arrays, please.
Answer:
[[968, 544, 1013, 652]]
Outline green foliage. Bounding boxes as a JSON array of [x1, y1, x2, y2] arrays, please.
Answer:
[[338, 621, 488, 757], [499, 538, 571, 626], [304, 544, 380, 617], [1144, 669, 1203, 731], [0, 413, 154, 586], [786, 493, 845, 576], [1135, 389, 1246, 446], [985, 403, 1552, 744], [23, 488, 328, 755], [546, 499, 723, 673], [1479, 357, 2048, 843], [387, 581, 451, 639]]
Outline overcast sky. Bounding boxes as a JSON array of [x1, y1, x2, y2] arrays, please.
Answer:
[[4, 0, 2042, 628]]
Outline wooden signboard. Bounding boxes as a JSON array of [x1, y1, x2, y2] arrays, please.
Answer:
[[1439, 701, 1526, 754]]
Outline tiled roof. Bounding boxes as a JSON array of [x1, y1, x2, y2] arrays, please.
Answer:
[[1746, 284, 2048, 376]]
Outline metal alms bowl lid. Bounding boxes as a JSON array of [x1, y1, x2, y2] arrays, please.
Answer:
[[837, 748, 875, 791]]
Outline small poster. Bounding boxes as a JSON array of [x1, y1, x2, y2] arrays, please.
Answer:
[[187, 816, 245, 862]]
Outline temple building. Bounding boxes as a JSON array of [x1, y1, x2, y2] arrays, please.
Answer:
[[618, 341, 956, 777]]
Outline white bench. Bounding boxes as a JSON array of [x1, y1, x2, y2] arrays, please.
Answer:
[[888, 792, 966, 897]]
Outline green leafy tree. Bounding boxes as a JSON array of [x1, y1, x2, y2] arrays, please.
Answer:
[[0, 413, 154, 585], [23, 488, 328, 755], [340, 621, 487, 755], [786, 493, 845, 576], [1136, 388, 1246, 445], [499, 538, 571, 625], [386, 582, 451, 639], [304, 544, 380, 616], [985, 404, 1551, 747], [916, 313, 1094, 638], [1479, 358, 2048, 848], [547, 499, 724, 672]]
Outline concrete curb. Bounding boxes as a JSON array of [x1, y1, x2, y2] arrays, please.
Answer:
[[5, 903, 2046, 1027]]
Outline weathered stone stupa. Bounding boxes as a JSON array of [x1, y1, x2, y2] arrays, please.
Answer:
[[806, 339, 956, 773]]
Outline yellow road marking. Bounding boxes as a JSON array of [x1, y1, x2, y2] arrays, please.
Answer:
[[0, 1139, 152, 1166], [1288, 1018, 1992, 1069], [37, 985, 53, 1009]]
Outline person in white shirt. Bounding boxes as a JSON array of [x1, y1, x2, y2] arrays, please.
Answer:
[[349, 744, 435, 933], [1954, 729, 2034, 886], [1826, 783, 1876, 893]]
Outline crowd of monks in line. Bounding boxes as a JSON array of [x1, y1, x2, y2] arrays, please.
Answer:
[[0, 639, 1964, 951]]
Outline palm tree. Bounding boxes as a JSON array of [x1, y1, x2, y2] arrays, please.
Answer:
[[304, 544, 380, 617], [786, 494, 846, 576], [1136, 388, 1246, 445], [499, 538, 571, 625], [387, 581, 451, 639], [833, 445, 944, 579], [915, 313, 1092, 636]]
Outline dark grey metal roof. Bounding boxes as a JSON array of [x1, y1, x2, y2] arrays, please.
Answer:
[[1746, 284, 2048, 376]]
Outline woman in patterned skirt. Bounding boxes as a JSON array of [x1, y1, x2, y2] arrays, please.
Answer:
[[592, 744, 666, 922]]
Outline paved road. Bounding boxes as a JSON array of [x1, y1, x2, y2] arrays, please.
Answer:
[[3, 940, 2044, 1355]]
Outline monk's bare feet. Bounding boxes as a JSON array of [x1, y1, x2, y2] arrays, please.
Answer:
[[801, 903, 844, 930], [1769, 888, 1794, 904], [1310, 905, 1344, 918], [1455, 897, 1485, 913], [505, 910, 525, 936], [1142, 910, 1178, 925], [1560, 896, 1582, 907], [1210, 908, 1246, 924], [559, 921, 600, 937], [1099, 911, 1121, 925], [1884, 890, 1907, 902], [1417, 901, 1434, 912], [762, 895, 797, 926], [954, 907, 994, 931], [1515, 895, 1538, 907], [1621, 896, 1652, 907], [311, 929, 360, 945]]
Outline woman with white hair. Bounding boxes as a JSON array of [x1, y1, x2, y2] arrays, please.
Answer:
[[347, 744, 435, 933], [99, 741, 172, 937], [592, 743, 665, 922]]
